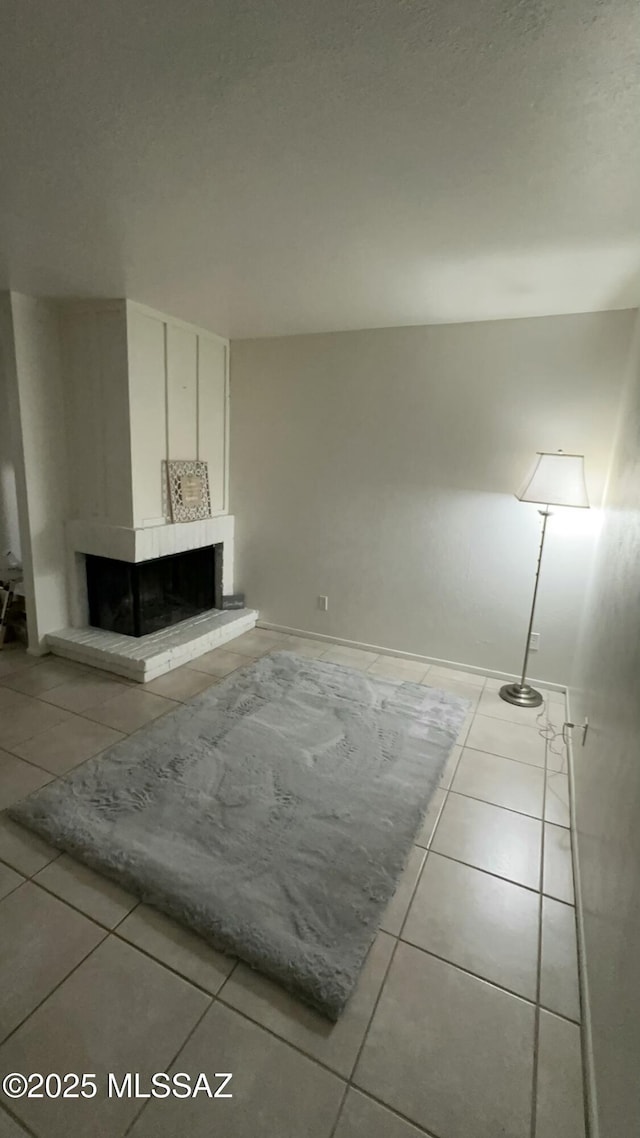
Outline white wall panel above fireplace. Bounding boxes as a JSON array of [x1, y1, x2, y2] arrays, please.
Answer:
[[166, 322, 198, 460], [198, 334, 228, 514], [61, 300, 134, 527], [61, 299, 229, 531], [128, 307, 167, 527]]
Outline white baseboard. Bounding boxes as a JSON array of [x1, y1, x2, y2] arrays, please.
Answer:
[[257, 621, 567, 692], [565, 688, 599, 1138]]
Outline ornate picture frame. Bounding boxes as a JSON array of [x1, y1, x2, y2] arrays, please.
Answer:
[[164, 460, 212, 523]]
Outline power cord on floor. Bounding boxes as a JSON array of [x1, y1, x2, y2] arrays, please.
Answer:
[[534, 702, 569, 769]]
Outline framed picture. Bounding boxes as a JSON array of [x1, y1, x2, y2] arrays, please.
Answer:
[[165, 460, 212, 522]]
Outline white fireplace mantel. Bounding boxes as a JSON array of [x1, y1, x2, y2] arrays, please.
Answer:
[[66, 514, 235, 628], [66, 515, 235, 566]]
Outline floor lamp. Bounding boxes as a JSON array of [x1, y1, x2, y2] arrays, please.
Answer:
[[500, 450, 589, 709]]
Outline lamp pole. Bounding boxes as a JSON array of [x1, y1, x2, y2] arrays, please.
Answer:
[[500, 506, 550, 708]]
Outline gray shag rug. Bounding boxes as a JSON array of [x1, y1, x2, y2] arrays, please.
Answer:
[[10, 651, 469, 1019]]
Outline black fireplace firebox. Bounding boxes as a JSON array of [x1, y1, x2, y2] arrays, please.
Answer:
[[86, 544, 223, 638]]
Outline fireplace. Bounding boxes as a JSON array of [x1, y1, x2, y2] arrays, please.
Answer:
[[86, 544, 223, 638]]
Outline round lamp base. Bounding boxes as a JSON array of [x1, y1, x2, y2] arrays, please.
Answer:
[[499, 682, 543, 709]]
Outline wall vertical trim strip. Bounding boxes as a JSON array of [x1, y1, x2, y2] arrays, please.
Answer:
[[196, 333, 201, 460], [95, 310, 108, 519], [223, 342, 229, 513], [566, 690, 600, 1138], [163, 319, 170, 464]]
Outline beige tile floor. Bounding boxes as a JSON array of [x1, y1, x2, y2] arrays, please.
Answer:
[[0, 634, 586, 1138]]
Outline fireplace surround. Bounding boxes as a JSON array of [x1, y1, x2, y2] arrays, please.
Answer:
[[86, 544, 223, 638], [50, 516, 255, 681]]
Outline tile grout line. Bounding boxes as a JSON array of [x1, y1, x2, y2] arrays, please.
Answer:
[[0, 677, 462, 893], [5, 668, 132, 703], [3, 658, 446, 1132], [0, 691, 160, 1066], [334, 690, 521, 1138], [0, 749, 71, 778], [1, 838, 576, 905], [346, 1083, 451, 1138], [0, 1099, 41, 1138], [23, 876, 139, 935], [334, 839, 435, 1133], [326, 1083, 350, 1138], [9, 657, 245, 744], [3, 746, 573, 903], [529, 711, 551, 1138], [0, 907, 218, 1136], [0, 896, 243, 1127], [393, 938, 579, 1022], [327, 739, 468, 1138], [335, 1085, 447, 1138], [0, 927, 110, 1053], [3, 840, 582, 1024], [0, 675, 225, 775], [0, 850, 63, 881], [0, 870, 30, 903], [109, 925, 237, 1000], [217, 929, 581, 1070], [3, 680, 182, 740], [215, 985, 444, 1138], [255, 629, 565, 692], [4, 653, 535, 768], [408, 737, 580, 1024], [445, 693, 562, 1138], [1, 654, 573, 1138], [0, 689, 173, 881], [1, 709, 166, 770], [2, 706, 508, 1138], [121, 996, 215, 1137], [340, 774, 455, 1122], [330, 921, 421, 1133], [462, 741, 561, 773], [213, 990, 356, 1087], [445, 786, 549, 823], [0, 680, 196, 794], [428, 841, 569, 899]]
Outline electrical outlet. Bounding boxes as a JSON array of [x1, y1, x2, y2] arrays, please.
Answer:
[[317, 595, 328, 612], [529, 632, 540, 651]]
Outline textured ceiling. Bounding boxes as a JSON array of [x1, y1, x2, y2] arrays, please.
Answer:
[[1, 0, 639, 337]]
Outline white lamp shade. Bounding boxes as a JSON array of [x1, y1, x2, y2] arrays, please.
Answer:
[[517, 452, 590, 508]]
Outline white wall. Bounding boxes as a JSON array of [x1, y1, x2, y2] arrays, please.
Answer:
[[0, 308, 21, 562], [570, 310, 640, 1136], [1, 293, 70, 649], [231, 310, 634, 683]]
